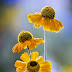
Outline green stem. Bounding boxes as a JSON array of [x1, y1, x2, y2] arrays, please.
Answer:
[[28, 47, 31, 60], [44, 30, 46, 61]]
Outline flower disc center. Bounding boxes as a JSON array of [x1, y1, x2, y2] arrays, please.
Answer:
[[27, 61, 40, 72], [18, 31, 33, 42], [41, 6, 55, 19], [30, 61, 37, 66]]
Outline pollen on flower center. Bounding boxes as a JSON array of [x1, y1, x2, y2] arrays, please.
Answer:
[[18, 30, 33, 42], [27, 61, 40, 72], [41, 6, 55, 19]]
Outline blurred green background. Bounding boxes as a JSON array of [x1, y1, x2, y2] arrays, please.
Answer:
[[0, 0, 72, 72]]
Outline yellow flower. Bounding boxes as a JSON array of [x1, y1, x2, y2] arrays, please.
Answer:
[[12, 30, 44, 53], [63, 63, 72, 72], [14, 52, 51, 72], [28, 6, 63, 32]]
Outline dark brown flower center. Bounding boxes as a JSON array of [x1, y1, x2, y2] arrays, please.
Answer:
[[30, 61, 37, 66], [18, 30, 33, 42], [27, 61, 40, 72], [41, 6, 55, 19]]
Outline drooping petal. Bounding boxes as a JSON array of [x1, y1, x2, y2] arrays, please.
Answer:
[[40, 61, 51, 71], [51, 19, 58, 31], [28, 38, 44, 50], [28, 12, 42, 23], [54, 19, 63, 29], [28, 39, 37, 49], [34, 24, 41, 28], [16, 67, 26, 72], [36, 56, 44, 63], [34, 38, 44, 44], [53, 20, 60, 32], [18, 43, 24, 53], [12, 43, 19, 53], [20, 52, 30, 62], [39, 18, 46, 26], [23, 41, 31, 49], [49, 19, 55, 31], [31, 52, 39, 61], [14, 60, 27, 68], [43, 19, 51, 31]]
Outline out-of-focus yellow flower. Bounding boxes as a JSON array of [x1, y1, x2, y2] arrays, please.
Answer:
[[28, 6, 63, 32], [0, 7, 16, 33], [12, 30, 44, 53], [14, 52, 51, 72], [63, 63, 72, 72]]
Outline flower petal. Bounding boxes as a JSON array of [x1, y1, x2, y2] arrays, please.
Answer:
[[31, 52, 39, 61], [43, 19, 50, 31], [36, 56, 44, 63], [39, 69, 51, 72], [55, 19, 63, 29], [18, 43, 24, 53], [12, 43, 19, 53], [23, 41, 31, 49], [28, 39, 38, 50], [38, 18, 46, 26], [40, 61, 51, 71], [54, 20, 60, 32], [14, 60, 27, 68], [16, 67, 26, 72], [28, 12, 42, 23], [20, 52, 30, 62], [34, 24, 41, 28], [28, 38, 44, 50], [34, 38, 44, 44]]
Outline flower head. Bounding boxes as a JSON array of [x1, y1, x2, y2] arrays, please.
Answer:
[[63, 63, 72, 72], [18, 30, 33, 42], [12, 30, 44, 53], [27, 61, 40, 72], [41, 6, 55, 19], [28, 6, 63, 32], [14, 52, 51, 72]]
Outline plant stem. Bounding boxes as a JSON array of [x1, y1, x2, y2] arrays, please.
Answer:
[[28, 47, 31, 60], [44, 30, 46, 61]]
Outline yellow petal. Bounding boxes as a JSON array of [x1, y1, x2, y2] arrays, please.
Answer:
[[31, 52, 39, 61], [28, 38, 44, 50], [28, 12, 42, 23], [28, 39, 38, 50], [39, 69, 51, 72], [12, 43, 19, 53], [18, 43, 24, 53], [40, 61, 51, 70], [49, 19, 55, 31], [36, 56, 44, 63], [55, 19, 63, 29], [20, 52, 30, 62], [51, 19, 57, 31], [53, 20, 60, 32], [34, 15, 42, 25], [39, 18, 46, 26], [16, 68, 26, 72], [43, 19, 51, 31], [14, 60, 27, 68], [34, 38, 44, 44], [34, 24, 41, 28], [23, 41, 31, 49]]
